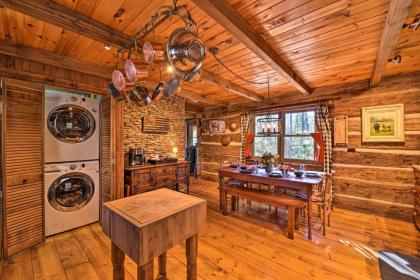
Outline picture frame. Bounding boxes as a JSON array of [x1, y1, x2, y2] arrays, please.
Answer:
[[208, 119, 226, 133], [361, 104, 404, 142]]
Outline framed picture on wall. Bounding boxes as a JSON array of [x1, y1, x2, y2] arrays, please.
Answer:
[[362, 104, 404, 142], [208, 119, 226, 133]]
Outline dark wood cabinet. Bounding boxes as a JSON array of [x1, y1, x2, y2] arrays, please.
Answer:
[[125, 161, 190, 196]]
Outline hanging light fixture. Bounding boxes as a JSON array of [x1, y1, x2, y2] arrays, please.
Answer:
[[257, 80, 280, 136]]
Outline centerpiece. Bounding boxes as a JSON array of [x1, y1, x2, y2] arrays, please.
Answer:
[[261, 152, 275, 174]]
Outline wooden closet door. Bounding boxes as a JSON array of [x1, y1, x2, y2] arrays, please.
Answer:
[[2, 79, 44, 257], [99, 95, 124, 220]]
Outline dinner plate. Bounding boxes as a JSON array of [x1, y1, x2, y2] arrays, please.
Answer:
[[269, 172, 283, 178], [305, 172, 321, 178]]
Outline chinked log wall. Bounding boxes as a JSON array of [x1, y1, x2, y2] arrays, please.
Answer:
[[200, 72, 420, 222], [200, 114, 242, 181]]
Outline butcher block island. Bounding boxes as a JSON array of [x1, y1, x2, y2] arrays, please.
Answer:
[[102, 188, 207, 280]]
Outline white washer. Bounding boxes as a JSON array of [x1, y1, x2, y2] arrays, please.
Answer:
[[44, 161, 99, 236], [45, 89, 99, 163]]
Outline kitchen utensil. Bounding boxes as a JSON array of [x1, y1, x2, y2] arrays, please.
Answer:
[[124, 59, 137, 83], [108, 83, 126, 101], [163, 75, 180, 97], [167, 28, 206, 80], [151, 81, 164, 100], [143, 41, 154, 64], [112, 69, 126, 91], [130, 85, 151, 106]]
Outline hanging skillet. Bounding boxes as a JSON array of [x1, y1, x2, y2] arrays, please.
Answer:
[[166, 28, 206, 81], [124, 58, 137, 83], [151, 67, 165, 100], [130, 84, 151, 106], [112, 69, 126, 91], [143, 41, 154, 65], [163, 75, 180, 97], [152, 82, 164, 100]]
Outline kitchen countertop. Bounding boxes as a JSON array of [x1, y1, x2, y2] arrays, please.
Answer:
[[125, 160, 190, 171]]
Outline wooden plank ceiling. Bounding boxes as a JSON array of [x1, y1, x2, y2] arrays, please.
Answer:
[[0, 0, 419, 108]]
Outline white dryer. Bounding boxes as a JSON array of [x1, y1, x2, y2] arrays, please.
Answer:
[[45, 89, 99, 163], [44, 161, 99, 236]]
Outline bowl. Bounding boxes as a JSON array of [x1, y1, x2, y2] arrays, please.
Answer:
[[240, 165, 248, 170], [294, 171, 304, 178]]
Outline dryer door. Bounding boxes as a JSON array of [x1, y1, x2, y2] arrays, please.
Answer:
[[48, 172, 95, 212], [47, 104, 96, 143]]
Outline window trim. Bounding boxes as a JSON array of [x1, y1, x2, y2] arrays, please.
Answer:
[[252, 108, 318, 165]]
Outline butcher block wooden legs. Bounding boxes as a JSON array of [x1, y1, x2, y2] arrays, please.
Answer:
[[111, 243, 125, 280], [110, 238, 198, 280], [186, 234, 198, 280], [158, 252, 167, 279]]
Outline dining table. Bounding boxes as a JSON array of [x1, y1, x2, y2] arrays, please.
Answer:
[[217, 166, 325, 240]]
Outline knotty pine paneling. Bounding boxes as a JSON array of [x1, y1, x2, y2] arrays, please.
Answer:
[[2, 79, 44, 257]]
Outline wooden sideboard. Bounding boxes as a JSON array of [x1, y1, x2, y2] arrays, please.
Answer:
[[125, 161, 190, 196]]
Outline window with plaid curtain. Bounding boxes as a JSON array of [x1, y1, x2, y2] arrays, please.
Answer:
[[315, 103, 332, 174], [240, 114, 252, 164]]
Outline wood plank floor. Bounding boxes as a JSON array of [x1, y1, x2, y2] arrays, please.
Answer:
[[1, 178, 419, 280]]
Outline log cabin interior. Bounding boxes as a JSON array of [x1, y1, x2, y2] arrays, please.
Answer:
[[0, 0, 419, 279]]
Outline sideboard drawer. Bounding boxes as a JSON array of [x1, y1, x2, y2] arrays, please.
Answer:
[[155, 166, 176, 177], [133, 171, 153, 186], [156, 175, 175, 186]]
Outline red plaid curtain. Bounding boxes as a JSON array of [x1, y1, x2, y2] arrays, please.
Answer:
[[315, 103, 332, 174]]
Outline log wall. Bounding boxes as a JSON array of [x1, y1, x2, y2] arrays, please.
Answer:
[[201, 72, 420, 222], [199, 114, 242, 181]]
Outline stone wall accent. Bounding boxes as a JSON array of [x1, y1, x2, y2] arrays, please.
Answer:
[[124, 96, 185, 159]]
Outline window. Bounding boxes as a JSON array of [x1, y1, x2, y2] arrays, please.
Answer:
[[253, 109, 316, 162], [284, 110, 315, 160], [254, 114, 279, 156]]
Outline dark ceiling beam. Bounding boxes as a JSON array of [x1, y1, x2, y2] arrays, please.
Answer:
[[201, 70, 264, 102], [191, 0, 312, 95], [0, 0, 131, 48], [0, 39, 112, 78], [370, 0, 413, 87]]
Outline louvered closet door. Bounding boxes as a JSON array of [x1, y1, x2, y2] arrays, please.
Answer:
[[99, 95, 124, 222], [100, 95, 113, 209], [2, 79, 44, 257]]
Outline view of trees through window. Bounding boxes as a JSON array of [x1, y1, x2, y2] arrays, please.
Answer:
[[253, 110, 315, 161], [284, 110, 315, 160]]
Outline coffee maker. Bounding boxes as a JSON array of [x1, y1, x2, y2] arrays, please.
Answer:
[[128, 147, 145, 166]]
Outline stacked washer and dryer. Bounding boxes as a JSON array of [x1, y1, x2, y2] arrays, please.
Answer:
[[44, 89, 100, 236]]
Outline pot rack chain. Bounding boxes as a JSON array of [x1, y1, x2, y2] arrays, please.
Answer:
[[130, 0, 197, 49], [209, 48, 269, 86], [111, 0, 198, 70]]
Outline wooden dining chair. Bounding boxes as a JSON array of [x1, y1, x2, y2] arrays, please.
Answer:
[[219, 161, 246, 210], [296, 175, 333, 236]]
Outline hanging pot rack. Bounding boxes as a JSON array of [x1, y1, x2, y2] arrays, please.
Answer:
[[109, 0, 205, 105]]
